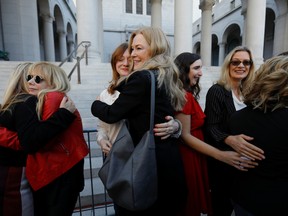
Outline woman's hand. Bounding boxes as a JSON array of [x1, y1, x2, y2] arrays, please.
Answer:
[[99, 139, 112, 156], [224, 134, 265, 161], [60, 96, 76, 113], [154, 116, 181, 140], [216, 150, 259, 171]]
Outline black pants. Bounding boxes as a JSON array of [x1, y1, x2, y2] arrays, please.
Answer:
[[208, 159, 234, 216], [33, 160, 84, 216]]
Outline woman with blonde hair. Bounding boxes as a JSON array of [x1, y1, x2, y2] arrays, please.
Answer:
[[204, 46, 265, 216], [0, 62, 77, 216], [25, 62, 89, 216], [228, 55, 288, 215], [92, 26, 186, 216]]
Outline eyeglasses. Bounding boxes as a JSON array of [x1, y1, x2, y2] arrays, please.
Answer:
[[230, 60, 252, 67], [26, 75, 44, 84]]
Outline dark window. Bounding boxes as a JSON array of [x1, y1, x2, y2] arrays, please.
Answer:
[[146, 0, 151, 15], [126, 0, 133, 13], [136, 0, 143, 14]]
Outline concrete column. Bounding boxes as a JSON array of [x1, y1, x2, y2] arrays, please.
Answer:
[[151, 0, 162, 28], [218, 42, 226, 65], [58, 31, 67, 61], [199, 0, 215, 66], [97, 0, 104, 62], [42, 14, 55, 61], [76, 0, 101, 62], [174, 0, 193, 56], [68, 40, 75, 61], [273, 12, 288, 55], [245, 0, 266, 67]]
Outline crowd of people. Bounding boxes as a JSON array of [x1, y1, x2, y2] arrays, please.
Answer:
[[0, 25, 287, 216]]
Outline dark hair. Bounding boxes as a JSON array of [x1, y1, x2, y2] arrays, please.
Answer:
[[174, 52, 201, 100]]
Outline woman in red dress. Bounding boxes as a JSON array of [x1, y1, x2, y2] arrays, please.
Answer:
[[174, 53, 256, 216]]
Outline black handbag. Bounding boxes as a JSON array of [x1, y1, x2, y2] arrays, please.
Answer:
[[98, 71, 157, 211]]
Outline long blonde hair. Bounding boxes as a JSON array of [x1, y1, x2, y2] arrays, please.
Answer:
[[217, 46, 255, 92], [0, 62, 32, 112], [28, 62, 70, 119], [244, 55, 288, 112], [128, 26, 185, 111]]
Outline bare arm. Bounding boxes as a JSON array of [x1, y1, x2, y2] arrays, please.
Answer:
[[176, 112, 258, 171]]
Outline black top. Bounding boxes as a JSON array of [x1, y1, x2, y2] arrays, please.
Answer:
[[91, 70, 175, 144], [0, 94, 76, 166], [228, 106, 288, 215], [91, 70, 187, 213]]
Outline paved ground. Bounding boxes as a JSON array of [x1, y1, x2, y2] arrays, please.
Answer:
[[72, 206, 115, 216]]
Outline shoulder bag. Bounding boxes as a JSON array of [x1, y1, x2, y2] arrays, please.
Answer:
[[98, 71, 157, 211]]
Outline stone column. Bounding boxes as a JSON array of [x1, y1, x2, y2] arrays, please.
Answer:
[[76, 0, 101, 62], [97, 0, 104, 62], [68, 40, 75, 61], [151, 0, 162, 28], [245, 0, 266, 67], [218, 42, 226, 65], [199, 0, 215, 66], [42, 14, 55, 61], [58, 30, 67, 61], [174, 0, 193, 56], [273, 12, 288, 55]]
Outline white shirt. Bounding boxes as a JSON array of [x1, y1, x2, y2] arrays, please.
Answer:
[[232, 90, 246, 111]]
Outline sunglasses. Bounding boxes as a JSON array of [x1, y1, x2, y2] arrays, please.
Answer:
[[26, 75, 44, 84], [230, 60, 252, 67]]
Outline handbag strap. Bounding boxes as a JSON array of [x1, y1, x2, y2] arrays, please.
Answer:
[[148, 70, 155, 132]]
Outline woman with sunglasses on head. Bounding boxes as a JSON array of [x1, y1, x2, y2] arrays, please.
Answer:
[[0, 63, 77, 216], [203, 46, 265, 216]]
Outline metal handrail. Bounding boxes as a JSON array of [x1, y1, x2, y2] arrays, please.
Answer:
[[59, 41, 91, 84]]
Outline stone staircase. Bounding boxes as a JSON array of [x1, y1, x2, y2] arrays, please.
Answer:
[[0, 60, 221, 211]]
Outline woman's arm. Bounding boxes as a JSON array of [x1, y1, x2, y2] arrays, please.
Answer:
[[204, 85, 264, 160], [16, 96, 76, 153], [176, 112, 258, 171], [154, 116, 182, 139]]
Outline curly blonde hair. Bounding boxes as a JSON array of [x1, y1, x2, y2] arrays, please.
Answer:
[[244, 55, 288, 112]]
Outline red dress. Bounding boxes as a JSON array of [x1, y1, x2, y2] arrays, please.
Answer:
[[178, 92, 212, 216]]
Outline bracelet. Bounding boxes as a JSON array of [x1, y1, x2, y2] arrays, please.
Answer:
[[171, 119, 182, 138]]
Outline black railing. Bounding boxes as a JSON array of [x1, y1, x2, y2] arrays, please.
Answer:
[[73, 129, 113, 216], [59, 41, 91, 84]]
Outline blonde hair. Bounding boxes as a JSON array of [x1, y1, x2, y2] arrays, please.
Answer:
[[244, 55, 288, 112], [0, 62, 32, 112], [217, 46, 255, 92], [128, 26, 185, 111], [28, 62, 70, 119]]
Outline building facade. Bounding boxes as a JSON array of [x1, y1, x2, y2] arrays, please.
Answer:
[[0, 0, 287, 65]]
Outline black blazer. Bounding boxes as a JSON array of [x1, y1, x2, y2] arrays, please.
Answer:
[[91, 70, 187, 212], [204, 83, 236, 150]]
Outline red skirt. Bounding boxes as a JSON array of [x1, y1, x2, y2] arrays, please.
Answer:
[[178, 143, 212, 216]]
